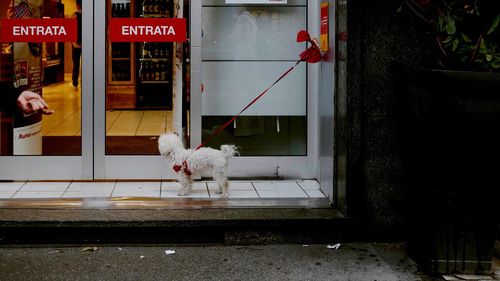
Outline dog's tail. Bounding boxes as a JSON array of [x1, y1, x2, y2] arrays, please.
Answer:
[[220, 145, 239, 159]]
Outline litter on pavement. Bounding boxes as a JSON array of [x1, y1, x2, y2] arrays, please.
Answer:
[[326, 243, 341, 249]]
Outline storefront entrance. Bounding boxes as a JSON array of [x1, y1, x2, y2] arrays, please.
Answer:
[[1, 0, 333, 203]]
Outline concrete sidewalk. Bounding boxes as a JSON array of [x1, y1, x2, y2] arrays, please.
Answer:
[[0, 243, 435, 281]]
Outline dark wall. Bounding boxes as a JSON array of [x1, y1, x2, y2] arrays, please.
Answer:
[[345, 0, 437, 239]]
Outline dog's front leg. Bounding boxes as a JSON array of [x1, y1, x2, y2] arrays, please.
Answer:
[[177, 174, 193, 196]]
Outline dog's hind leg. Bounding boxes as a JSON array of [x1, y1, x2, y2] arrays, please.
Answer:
[[177, 174, 193, 196], [213, 171, 229, 198]]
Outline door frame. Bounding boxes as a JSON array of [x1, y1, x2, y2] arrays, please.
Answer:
[[93, 0, 181, 179], [190, 1, 321, 180], [0, 1, 94, 180]]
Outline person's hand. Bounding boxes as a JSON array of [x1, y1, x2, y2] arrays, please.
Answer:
[[17, 91, 54, 116]]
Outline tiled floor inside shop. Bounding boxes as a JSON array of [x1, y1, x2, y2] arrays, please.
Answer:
[[0, 180, 326, 200], [42, 76, 173, 137]]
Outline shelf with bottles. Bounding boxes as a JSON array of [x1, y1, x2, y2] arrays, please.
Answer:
[[111, 42, 132, 58], [138, 59, 170, 83], [141, 81, 170, 84], [141, 42, 171, 60], [111, 0, 131, 18], [140, 0, 172, 18], [140, 58, 168, 62], [112, 60, 132, 81], [139, 14, 169, 18]]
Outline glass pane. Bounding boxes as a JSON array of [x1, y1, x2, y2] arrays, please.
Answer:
[[105, 0, 177, 155], [1, 0, 82, 156], [201, 4, 307, 156], [202, 6, 306, 61], [202, 0, 307, 6]]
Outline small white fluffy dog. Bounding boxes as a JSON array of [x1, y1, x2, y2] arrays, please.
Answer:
[[158, 133, 238, 198]]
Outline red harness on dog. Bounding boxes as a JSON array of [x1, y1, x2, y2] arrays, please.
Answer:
[[173, 160, 192, 176]]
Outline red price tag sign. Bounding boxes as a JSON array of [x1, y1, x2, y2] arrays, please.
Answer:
[[0, 18, 77, 42], [109, 18, 186, 42]]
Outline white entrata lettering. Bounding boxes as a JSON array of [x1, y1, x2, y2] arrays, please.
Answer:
[[12, 26, 67, 36], [122, 25, 176, 36]]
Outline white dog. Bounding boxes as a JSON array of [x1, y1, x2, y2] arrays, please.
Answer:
[[158, 133, 238, 198]]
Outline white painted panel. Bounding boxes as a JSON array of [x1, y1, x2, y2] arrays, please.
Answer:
[[202, 61, 306, 116]]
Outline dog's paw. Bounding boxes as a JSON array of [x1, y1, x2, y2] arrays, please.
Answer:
[[177, 189, 190, 196], [221, 191, 229, 198]]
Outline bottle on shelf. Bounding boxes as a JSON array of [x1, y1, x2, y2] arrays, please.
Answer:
[[143, 42, 149, 58], [160, 62, 167, 81], [154, 43, 160, 58], [139, 61, 144, 81], [144, 61, 151, 81], [153, 0, 161, 15], [160, 0, 166, 16], [164, 44, 169, 59], [148, 0, 155, 15], [142, 0, 149, 16], [122, 3, 127, 17], [161, 0, 170, 17], [146, 61, 154, 81], [159, 43, 165, 57], [117, 3, 123, 17], [154, 62, 160, 81]]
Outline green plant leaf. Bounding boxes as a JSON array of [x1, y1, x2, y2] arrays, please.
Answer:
[[452, 38, 459, 51], [461, 33, 471, 43], [442, 35, 454, 44], [479, 39, 488, 54], [446, 16, 457, 35], [486, 15, 500, 35], [492, 60, 500, 69], [438, 16, 445, 32], [486, 54, 493, 61], [486, 15, 500, 36]]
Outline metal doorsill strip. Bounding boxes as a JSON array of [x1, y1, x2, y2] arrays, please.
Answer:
[[0, 197, 331, 210]]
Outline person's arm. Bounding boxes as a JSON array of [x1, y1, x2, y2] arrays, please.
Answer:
[[0, 81, 20, 114], [17, 91, 54, 116], [0, 82, 54, 116]]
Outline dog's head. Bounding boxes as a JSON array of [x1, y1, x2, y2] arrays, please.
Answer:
[[158, 133, 184, 158]]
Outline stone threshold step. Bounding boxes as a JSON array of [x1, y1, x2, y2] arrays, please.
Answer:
[[0, 208, 357, 245]]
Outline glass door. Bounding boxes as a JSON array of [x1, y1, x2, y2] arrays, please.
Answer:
[[94, 0, 184, 179], [191, 0, 319, 179], [0, 0, 92, 180]]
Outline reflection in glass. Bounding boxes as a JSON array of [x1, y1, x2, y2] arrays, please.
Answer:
[[105, 0, 178, 155], [201, 4, 307, 156], [0, 0, 82, 156]]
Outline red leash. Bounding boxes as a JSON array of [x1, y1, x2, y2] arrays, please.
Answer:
[[194, 30, 321, 151]]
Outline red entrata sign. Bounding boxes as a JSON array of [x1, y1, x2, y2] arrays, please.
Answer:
[[109, 18, 186, 42], [0, 19, 77, 42]]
